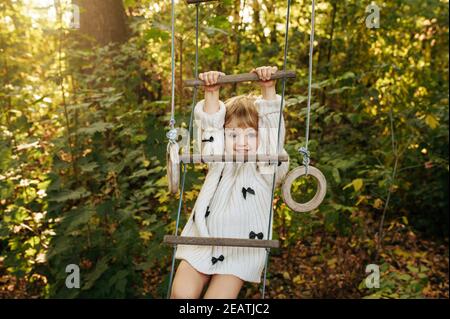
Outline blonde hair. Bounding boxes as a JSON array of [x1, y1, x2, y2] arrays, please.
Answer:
[[224, 95, 258, 130]]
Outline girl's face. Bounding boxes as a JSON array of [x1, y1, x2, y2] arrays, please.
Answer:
[[225, 120, 259, 156]]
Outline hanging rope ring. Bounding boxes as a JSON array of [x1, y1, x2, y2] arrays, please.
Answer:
[[166, 141, 180, 194], [281, 165, 326, 212]]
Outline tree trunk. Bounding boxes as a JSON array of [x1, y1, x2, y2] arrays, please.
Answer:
[[320, 0, 338, 106], [232, 0, 242, 92], [74, 0, 129, 46], [264, 0, 277, 48], [253, 0, 265, 44], [326, 0, 338, 74], [233, 0, 242, 67]]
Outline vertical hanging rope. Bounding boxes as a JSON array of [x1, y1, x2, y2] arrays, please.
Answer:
[[261, 0, 292, 299], [166, 0, 177, 298], [299, 0, 316, 175], [169, 0, 176, 130], [166, 3, 201, 299]]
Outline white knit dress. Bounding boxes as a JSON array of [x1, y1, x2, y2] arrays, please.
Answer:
[[174, 94, 289, 283]]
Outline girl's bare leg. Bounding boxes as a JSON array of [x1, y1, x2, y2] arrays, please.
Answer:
[[170, 260, 211, 299], [203, 274, 244, 299]]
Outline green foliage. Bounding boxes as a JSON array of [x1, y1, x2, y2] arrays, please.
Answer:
[[0, 0, 448, 299], [359, 263, 430, 299], [41, 41, 171, 297]]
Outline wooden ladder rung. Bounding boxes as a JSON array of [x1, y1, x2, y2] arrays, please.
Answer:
[[186, 0, 218, 4], [179, 154, 289, 164], [164, 235, 280, 249], [185, 70, 296, 87]]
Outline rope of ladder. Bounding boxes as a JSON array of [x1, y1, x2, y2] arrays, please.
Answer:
[[299, 0, 316, 175], [261, 0, 292, 299], [166, 2, 201, 299], [262, 0, 316, 298]]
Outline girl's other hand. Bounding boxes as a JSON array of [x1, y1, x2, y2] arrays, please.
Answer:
[[251, 66, 278, 87], [199, 71, 226, 93]]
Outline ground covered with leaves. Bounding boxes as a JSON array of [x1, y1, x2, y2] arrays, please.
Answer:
[[136, 210, 448, 299]]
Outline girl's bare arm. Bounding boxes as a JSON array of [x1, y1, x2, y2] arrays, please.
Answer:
[[252, 66, 289, 186], [251, 66, 278, 100], [199, 71, 226, 114]]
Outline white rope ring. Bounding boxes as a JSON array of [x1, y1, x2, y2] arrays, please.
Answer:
[[281, 165, 327, 212], [166, 142, 180, 194]]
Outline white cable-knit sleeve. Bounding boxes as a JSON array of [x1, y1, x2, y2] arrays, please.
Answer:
[[192, 99, 226, 237], [194, 99, 225, 160], [255, 94, 290, 187]]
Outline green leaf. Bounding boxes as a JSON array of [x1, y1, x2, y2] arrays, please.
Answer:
[[67, 103, 91, 112], [108, 270, 128, 294], [337, 71, 356, 80], [203, 46, 224, 60], [83, 257, 110, 290], [329, 86, 353, 95], [343, 178, 363, 192], [61, 208, 95, 232], [398, 273, 412, 281], [128, 169, 150, 179], [47, 187, 91, 202], [79, 162, 98, 173], [144, 28, 170, 41], [424, 114, 439, 129], [407, 265, 419, 273], [77, 121, 114, 135], [203, 26, 229, 36], [332, 168, 341, 183], [46, 236, 73, 260], [123, 0, 136, 8], [352, 179, 364, 192]]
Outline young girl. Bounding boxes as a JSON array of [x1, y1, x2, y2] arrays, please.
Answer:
[[171, 66, 289, 299]]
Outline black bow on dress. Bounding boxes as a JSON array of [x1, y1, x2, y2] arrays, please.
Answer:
[[242, 187, 255, 199], [249, 231, 264, 240], [211, 255, 225, 265], [202, 136, 214, 142], [193, 206, 211, 222]]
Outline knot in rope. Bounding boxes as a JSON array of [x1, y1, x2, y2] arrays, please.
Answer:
[[298, 146, 310, 172], [166, 128, 178, 144]]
